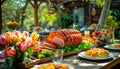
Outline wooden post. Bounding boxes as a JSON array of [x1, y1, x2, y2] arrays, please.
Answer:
[[34, 0, 38, 27], [28, 0, 42, 27]]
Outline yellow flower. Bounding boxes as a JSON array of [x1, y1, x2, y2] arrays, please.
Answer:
[[6, 22, 13, 25], [30, 32, 40, 42]]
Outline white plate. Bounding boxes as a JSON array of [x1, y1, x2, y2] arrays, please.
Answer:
[[104, 45, 120, 50], [78, 52, 114, 60], [30, 63, 75, 69]]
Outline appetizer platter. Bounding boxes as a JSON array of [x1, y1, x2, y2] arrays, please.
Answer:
[[78, 48, 114, 60], [30, 63, 74, 69], [104, 43, 120, 50]]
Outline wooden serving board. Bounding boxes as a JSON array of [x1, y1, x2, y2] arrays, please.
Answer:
[[14, 50, 81, 69]]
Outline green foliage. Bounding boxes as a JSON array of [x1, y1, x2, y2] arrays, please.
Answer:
[[37, 50, 53, 59], [96, 0, 104, 7], [60, 40, 94, 53], [24, 3, 34, 31], [111, 9, 120, 22], [105, 10, 119, 29], [24, 2, 58, 31], [78, 40, 94, 49], [57, 13, 73, 29], [60, 44, 80, 52], [82, 0, 104, 7], [26, 46, 34, 57]]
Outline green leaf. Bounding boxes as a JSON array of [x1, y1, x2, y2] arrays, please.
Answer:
[[26, 46, 34, 57]]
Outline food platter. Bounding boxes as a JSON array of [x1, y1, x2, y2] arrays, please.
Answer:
[[104, 45, 120, 50], [78, 52, 114, 60], [30, 63, 75, 69]]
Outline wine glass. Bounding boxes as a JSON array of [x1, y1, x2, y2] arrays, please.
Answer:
[[52, 49, 64, 63]]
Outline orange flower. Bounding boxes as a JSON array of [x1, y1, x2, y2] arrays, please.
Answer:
[[11, 33, 20, 43], [13, 21, 19, 25], [30, 32, 40, 42], [4, 31, 12, 43], [5, 46, 16, 57], [6, 22, 13, 25]]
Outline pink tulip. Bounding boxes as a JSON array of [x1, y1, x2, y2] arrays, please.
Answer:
[[18, 42, 27, 51], [22, 31, 29, 37], [25, 37, 32, 47], [0, 35, 7, 45], [12, 30, 21, 36], [5, 46, 16, 57]]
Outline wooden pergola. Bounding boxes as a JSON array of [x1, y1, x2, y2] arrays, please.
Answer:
[[27, 0, 64, 27]]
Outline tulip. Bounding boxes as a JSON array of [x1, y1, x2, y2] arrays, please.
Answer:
[[22, 31, 29, 38], [0, 35, 7, 45], [5, 46, 16, 57], [4, 31, 12, 43], [12, 30, 22, 42], [18, 42, 27, 51], [12, 30, 22, 37], [25, 37, 32, 47], [30, 32, 40, 42], [11, 33, 18, 43]]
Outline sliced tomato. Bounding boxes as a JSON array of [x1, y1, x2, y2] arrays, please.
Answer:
[[117, 44, 120, 48]]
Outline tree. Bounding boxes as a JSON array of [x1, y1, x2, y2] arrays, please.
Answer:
[[2, 0, 28, 31], [28, 0, 42, 27], [95, 0, 112, 31], [0, 0, 6, 34]]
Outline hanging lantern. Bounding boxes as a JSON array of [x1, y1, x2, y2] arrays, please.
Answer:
[[91, 8, 96, 16]]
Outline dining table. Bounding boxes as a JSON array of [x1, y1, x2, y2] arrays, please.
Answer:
[[62, 50, 120, 69], [29, 48, 120, 69], [0, 48, 120, 69]]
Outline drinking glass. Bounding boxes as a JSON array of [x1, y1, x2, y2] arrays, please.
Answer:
[[52, 49, 64, 63], [84, 30, 90, 38]]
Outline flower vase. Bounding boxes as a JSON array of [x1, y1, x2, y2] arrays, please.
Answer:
[[6, 57, 13, 69]]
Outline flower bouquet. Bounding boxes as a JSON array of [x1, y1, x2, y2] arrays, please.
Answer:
[[92, 29, 113, 46], [0, 30, 40, 69], [6, 21, 19, 31]]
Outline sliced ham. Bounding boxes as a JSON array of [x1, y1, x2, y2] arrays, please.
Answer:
[[52, 37, 64, 47], [43, 42, 56, 48]]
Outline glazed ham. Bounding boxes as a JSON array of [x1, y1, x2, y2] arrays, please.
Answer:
[[40, 29, 82, 50], [52, 37, 64, 47]]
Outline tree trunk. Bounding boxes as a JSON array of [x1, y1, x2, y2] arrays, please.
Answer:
[[95, 0, 112, 31], [21, 1, 28, 30], [34, 0, 38, 27]]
